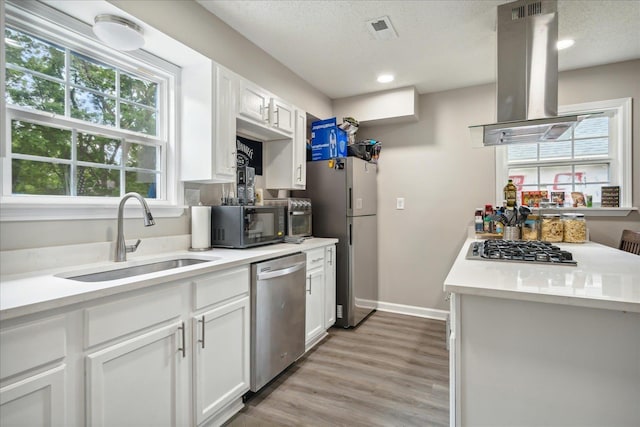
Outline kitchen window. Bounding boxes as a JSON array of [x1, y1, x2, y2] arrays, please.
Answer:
[[495, 98, 633, 211], [1, 1, 181, 219]]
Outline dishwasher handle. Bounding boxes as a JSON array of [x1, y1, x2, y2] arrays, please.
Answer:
[[256, 261, 306, 281]]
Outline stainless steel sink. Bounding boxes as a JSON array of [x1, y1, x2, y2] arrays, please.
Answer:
[[66, 258, 216, 282]]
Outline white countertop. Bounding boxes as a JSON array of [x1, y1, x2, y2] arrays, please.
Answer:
[[444, 238, 640, 313], [0, 237, 337, 320]]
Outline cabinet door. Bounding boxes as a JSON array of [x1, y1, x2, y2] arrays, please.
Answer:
[[86, 321, 188, 427], [238, 80, 270, 125], [324, 245, 336, 328], [305, 269, 325, 347], [214, 65, 238, 180], [0, 365, 65, 427], [193, 297, 250, 425], [271, 98, 294, 135], [293, 109, 307, 188], [181, 61, 237, 183]]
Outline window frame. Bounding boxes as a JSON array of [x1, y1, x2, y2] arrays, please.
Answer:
[[1, 0, 183, 221], [495, 98, 633, 215]]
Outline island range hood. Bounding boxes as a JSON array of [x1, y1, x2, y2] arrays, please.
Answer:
[[470, 0, 579, 147]]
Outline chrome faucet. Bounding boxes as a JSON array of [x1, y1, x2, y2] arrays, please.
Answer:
[[115, 192, 155, 262]]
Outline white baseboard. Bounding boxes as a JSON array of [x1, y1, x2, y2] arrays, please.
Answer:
[[372, 300, 449, 321]]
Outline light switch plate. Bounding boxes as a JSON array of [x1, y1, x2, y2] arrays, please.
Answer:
[[396, 197, 405, 210]]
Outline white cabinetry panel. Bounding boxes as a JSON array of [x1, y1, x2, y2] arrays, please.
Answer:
[[324, 245, 336, 328], [193, 297, 250, 424], [85, 321, 187, 427], [0, 365, 66, 427], [181, 61, 238, 183]]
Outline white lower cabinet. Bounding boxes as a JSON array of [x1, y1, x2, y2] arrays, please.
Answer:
[[324, 245, 336, 329], [303, 244, 337, 351], [0, 315, 67, 427], [85, 321, 188, 427], [0, 265, 252, 427], [193, 296, 250, 425], [0, 365, 66, 427], [305, 268, 325, 348]]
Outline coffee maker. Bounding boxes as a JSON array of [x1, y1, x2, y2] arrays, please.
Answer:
[[236, 165, 255, 205]]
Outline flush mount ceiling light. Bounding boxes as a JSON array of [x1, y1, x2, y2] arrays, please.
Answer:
[[93, 15, 145, 51], [377, 74, 394, 83], [557, 39, 575, 50]]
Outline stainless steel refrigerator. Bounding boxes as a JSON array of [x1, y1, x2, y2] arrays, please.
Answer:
[[295, 157, 377, 328]]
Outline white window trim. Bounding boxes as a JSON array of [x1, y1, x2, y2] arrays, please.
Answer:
[[495, 97, 634, 217], [1, 0, 185, 221]]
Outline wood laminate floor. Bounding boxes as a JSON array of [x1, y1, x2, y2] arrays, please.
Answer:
[[225, 311, 449, 427]]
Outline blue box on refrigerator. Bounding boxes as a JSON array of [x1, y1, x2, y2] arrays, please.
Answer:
[[310, 118, 348, 160]]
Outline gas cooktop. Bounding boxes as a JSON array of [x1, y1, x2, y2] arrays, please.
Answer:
[[466, 240, 577, 266]]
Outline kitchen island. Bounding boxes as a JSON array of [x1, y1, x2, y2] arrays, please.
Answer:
[[444, 238, 640, 427]]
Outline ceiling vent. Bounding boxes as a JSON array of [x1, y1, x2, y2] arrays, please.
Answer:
[[365, 16, 398, 40]]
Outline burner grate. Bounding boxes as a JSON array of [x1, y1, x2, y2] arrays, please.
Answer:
[[466, 240, 577, 266]]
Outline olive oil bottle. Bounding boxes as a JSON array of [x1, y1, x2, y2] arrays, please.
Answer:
[[504, 179, 517, 208]]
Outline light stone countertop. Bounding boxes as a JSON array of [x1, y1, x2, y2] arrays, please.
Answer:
[[0, 236, 338, 320], [444, 238, 640, 313]]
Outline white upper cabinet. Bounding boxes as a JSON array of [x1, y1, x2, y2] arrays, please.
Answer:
[[181, 61, 238, 183], [238, 80, 271, 125], [181, 59, 307, 187], [271, 97, 295, 135], [237, 78, 295, 140], [264, 107, 307, 190], [293, 109, 307, 188]]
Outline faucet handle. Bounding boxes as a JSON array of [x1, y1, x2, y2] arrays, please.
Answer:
[[126, 239, 142, 253]]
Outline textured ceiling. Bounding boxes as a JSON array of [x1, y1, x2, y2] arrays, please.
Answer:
[[198, 0, 640, 99]]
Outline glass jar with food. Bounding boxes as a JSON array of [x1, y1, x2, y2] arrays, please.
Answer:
[[521, 214, 540, 241], [541, 214, 563, 242], [562, 213, 587, 243]]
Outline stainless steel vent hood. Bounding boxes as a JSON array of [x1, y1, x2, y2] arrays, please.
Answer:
[[470, 0, 579, 147]]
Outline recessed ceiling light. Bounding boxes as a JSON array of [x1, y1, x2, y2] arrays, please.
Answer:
[[377, 74, 394, 83], [557, 39, 575, 50], [93, 15, 145, 51]]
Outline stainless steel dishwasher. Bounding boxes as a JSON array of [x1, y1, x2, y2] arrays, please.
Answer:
[[250, 252, 306, 392]]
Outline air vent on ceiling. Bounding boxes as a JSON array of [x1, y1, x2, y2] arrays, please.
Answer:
[[512, 5, 526, 20], [365, 16, 398, 40], [528, 2, 542, 16]]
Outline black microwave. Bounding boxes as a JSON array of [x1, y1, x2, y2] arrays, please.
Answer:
[[210, 205, 285, 248]]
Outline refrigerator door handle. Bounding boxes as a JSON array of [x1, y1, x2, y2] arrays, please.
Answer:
[[349, 223, 352, 245], [348, 187, 352, 210]]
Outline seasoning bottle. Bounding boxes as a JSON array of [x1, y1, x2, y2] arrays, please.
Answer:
[[475, 209, 484, 232], [483, 205, 494, 233], [504, 179, 518, 208]]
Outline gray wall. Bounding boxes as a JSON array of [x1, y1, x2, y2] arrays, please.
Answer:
[[358, 60, 640, 311]]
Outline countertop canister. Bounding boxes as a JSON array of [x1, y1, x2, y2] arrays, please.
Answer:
[[191, 205, 211, 250]]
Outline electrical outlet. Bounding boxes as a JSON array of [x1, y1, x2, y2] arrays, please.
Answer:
[[396, 197, 405, 210]]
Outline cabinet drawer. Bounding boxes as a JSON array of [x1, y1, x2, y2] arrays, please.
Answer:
[[193, 266, 250, 310], [85, 286, 184, 348], [0, 316, 66, 379], [305, 248, 325, 271]]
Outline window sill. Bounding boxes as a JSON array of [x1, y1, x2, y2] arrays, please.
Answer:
[[0, 200, 186, 222], [535, 207, 638, 217]]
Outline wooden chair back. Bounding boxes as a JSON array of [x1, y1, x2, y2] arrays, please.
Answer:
[[619, 229, 640, 255]]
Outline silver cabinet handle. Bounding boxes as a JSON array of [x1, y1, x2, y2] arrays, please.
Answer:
[[297, 165, 302, 182], [328, 248, 333, 266], [307, 274, 312, 294], [178, 322, 186, 358], [198, 316, 205, 349], [274, 108, 280, 126]]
